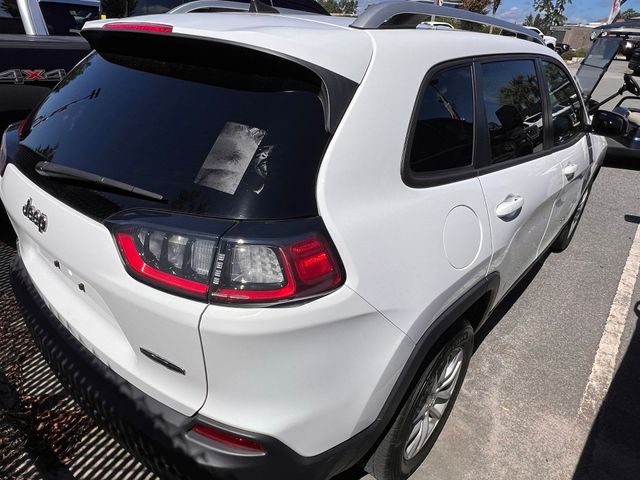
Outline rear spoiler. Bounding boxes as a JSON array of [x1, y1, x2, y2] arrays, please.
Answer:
[[80, 27, 357, 133]]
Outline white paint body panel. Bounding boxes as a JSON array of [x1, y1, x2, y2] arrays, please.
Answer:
[[480, 155, 564, 302], [541, 137, 590, 255], [316, 31, 558, 343], [1, 166, 209, 416], [198, 287, 414, 457]]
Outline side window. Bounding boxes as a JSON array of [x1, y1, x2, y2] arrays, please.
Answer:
[[542, 61, 585, 146], [40, 2, 99, 36], [409, 65, 474, 173], [481, 60, 544, 164], [0, 0, 25, 34]]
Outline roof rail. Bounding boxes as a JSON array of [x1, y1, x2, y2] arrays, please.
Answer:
[[350, 1, 544, 45]]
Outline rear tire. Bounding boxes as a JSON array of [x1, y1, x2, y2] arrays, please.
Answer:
[[552, 185, 591, 252], [365, 323, 474, 480]]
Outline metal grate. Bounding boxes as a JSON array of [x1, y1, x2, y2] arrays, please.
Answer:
[[0, 242, 13, 294], [0, 267, 158, 480]]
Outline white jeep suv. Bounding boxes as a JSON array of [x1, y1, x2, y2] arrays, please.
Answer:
[[0, 2, 617, 480]]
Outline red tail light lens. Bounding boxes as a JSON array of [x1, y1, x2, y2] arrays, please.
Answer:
[[108, 215, 344, 304], [116, 232, 210, 297], [191, 423, 266, 454], [103, 22, 173, 33], [211, 234, 343, 304], [112, 225, 218, 300]]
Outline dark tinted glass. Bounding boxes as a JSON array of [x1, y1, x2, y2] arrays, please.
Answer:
[[543, 61, 584, 146], [39, 2, 99, 36], [19, 49, 330, 221], [0, 0, 25, 34], [409, 65, 474, 172], [129, 0, 182, 15], [481, 60, 544, 164]]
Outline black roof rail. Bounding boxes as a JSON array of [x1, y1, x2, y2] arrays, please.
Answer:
[[350, 1, 544, 45]]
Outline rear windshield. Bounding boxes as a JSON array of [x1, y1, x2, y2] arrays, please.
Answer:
[[40, 1, 99, 35], [18, 43, 331, 221]]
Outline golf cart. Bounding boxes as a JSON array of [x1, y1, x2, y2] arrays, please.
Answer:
[[578, 28, 640, 150]]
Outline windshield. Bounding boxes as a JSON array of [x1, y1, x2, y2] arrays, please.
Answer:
[[16, 42, 333, 221], [576, 36, 621, 99]]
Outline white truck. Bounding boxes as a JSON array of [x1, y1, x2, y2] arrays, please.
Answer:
[[524, 25, 557, 49]]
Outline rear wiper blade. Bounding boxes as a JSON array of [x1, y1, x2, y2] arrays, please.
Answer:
[[35, 161, 165, 202]]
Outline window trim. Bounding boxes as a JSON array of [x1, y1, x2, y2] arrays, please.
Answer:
[[401, 58, 478, 188], [402, 53, 590, 188]]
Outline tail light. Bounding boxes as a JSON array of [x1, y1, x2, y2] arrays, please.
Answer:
[[107, 213, 344, 305]]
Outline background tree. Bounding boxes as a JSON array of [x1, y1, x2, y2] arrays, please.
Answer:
[[492, 0, 501, 16], [460, 0, 491, 14], [317, 0, 357, 15], [622, 7, 640, 20], [523, 12, 551, 33], [532, 0, 572, 34]]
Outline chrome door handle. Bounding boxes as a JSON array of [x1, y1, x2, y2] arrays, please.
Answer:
[[563, 163, 578, 180], [496, 194, 524, 220]]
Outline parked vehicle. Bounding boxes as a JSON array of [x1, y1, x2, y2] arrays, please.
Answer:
[[524, 25, 557, 49], [418, 21, 454, 30], [0, 0, 99, 244], [0, 0, 99, 133], [591, 20, 640, 60], [0, 3, 621, 480], [555, 42, 572, 55], [581, 28, 640, 152]]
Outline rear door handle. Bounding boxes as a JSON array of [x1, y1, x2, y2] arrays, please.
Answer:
[[496, 194, 524, 220], [563, 163, 578, 180]]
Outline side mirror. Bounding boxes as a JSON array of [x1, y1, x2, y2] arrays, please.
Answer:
[[591, 110, 628, 137]]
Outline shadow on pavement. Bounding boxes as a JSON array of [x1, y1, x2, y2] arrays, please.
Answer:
[[573, 301, 640, 480], [474, 256, 546, 350], [603, 148, 640, 171]]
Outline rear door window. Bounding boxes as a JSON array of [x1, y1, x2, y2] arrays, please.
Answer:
[[408, 65, 475, 173], [0, 0, 25, 34], [542, 61, 585, 146], [18, 40, 334, 221], [480, 60, 545, 164], [39, 2, 99, 35]]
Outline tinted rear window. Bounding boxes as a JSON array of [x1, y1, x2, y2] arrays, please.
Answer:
[[19, 46, 331, 221], [40, 1, 99, 35]]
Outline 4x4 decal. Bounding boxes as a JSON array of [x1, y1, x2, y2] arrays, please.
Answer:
[[0, 69, 66, 84]]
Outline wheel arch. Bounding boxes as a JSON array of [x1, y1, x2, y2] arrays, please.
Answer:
[[359, 272, 500, 465]]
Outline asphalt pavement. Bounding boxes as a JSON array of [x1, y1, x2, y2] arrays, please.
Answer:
[[1, 59, 639, 480]]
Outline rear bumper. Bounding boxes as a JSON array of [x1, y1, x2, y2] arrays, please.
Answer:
[[9, 254, 371, 480]]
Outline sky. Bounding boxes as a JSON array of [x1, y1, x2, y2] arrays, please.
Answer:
[[495, 0, 639, 25]]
